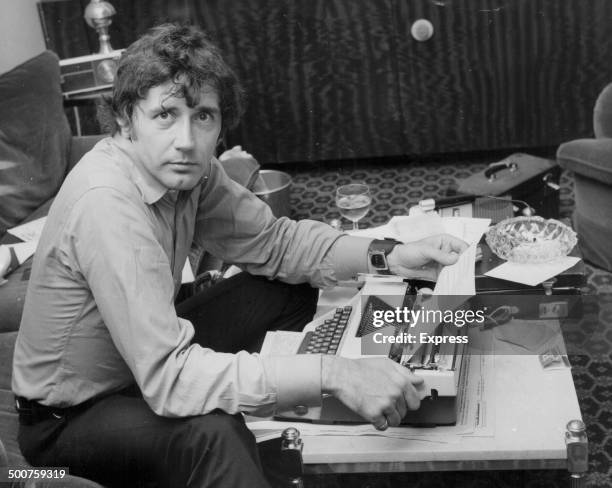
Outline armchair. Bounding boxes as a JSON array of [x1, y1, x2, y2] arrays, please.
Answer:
[[556, 83, 612, 272]]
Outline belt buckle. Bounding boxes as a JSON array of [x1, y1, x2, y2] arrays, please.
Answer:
[[14, 396, 27, 411], [14, 397, 36, 425]]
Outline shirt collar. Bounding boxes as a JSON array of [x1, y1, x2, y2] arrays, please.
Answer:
[[131, 164, 168, 205], [110, 136, 169, 205]]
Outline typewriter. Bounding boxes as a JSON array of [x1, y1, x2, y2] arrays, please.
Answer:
[[273, 279, 468, 426]]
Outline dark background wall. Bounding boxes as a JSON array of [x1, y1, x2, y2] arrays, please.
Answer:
[[40, 0, 612, 164]]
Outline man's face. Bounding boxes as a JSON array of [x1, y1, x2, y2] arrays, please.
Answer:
[[125, 81, 222, 191]]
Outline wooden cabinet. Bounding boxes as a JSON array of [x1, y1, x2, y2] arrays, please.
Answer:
[[41, 0, 612, 164], [394, 0, 612, 157]]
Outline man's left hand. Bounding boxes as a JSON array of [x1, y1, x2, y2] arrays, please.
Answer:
[[386, 234, 469, 281]]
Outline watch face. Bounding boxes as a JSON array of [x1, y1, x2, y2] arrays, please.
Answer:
[[370, 250, 390, 271], [368, 239, 400, 274], [371, 253, 387, 269]]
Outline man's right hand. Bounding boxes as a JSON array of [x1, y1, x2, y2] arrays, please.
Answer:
[[321, 355, 426, 430]]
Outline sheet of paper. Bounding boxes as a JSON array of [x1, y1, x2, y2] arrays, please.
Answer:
[[349, 214, 446, 241], [434, 242, 477, 295], [403, 217, 489, 358], [389, 214, 446, 242], [441, 217, 490, 245], [7, 216, 47, 242], [0, 241, 38, 285], [484, 256, 581, 287], [181, 261, 195, 284], [259, 331, 305, 356], [316, 286, 360, 316], [361, 279, 407, 298], [350, 215, 490, 246], [245, 420, 464, 443], [5, 241, 38, 264]]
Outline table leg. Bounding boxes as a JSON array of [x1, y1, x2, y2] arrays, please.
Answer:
[[566, 419, 588, 487]]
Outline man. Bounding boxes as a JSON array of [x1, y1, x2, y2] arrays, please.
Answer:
[[12, 24, 467, 487]]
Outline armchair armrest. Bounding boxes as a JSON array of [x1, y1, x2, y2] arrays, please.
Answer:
[[68, 135, 106, 172], [594, 83, 612, 138], [557, 137, 612, 185]]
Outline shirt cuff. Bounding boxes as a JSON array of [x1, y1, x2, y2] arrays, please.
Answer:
[[264, 354, 323, 410], [330, 235, 374, 280]]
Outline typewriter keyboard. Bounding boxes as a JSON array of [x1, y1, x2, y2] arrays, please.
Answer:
[[297, 306, 353, 354]]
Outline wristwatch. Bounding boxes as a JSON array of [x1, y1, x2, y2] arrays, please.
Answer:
[[367, 238, 402, 275]]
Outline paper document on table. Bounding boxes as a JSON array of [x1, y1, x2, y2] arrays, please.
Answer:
[[7, 216, 47, 243], [245, 420, 464, 443], [484, 257, 581, 287], [3, 241, 37, 264], [0, 241, 38, 285], [455, 330, 495, 437], [259, 331, 304, 356]]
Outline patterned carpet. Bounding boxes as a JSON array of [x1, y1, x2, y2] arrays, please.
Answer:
[[272, 152, 612, 487]]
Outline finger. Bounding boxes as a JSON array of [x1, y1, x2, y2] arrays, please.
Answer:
[[383, 408, 402, 428], [395, 396, 408, 421], [396, 368, 424, 409], [408, 374, 425, 386], [422, 246, 461, 266], [442, 234, 469, 254], [373, 415, 389, 431], [403, 388, 421, 411], [395, 265, 438, 281], [408, 374, 428, 400], [402, 379, 423, 411], [424, 234, 468, 255]]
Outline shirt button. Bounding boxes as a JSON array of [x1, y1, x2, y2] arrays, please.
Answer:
[[293, 405, 309, 416]]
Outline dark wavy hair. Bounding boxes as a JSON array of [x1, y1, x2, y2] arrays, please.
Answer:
[[98, 23, 245, 138]]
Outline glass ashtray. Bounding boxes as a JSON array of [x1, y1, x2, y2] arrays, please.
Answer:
[[485, 216, 577, 264]]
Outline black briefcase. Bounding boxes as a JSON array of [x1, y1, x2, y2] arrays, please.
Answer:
[[471, 242, 586, 322], [456, 153, 561, 219], [475, 242, 585, 295]]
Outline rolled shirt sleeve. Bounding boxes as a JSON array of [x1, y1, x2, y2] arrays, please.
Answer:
[[263, 354, 322, 411], [194, 159, 374, 288]]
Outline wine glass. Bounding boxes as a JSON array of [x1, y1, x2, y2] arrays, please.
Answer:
[[335, 183, 372, 231]]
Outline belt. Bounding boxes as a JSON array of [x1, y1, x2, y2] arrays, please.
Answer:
[[14, 396, 89, 426], [14, 386, 140, 426]]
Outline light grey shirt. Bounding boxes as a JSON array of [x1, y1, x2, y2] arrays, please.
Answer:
[[12, 137, 372, 417]]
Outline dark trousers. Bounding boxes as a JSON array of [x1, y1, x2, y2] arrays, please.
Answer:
[[17, 273, 319, 488]]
